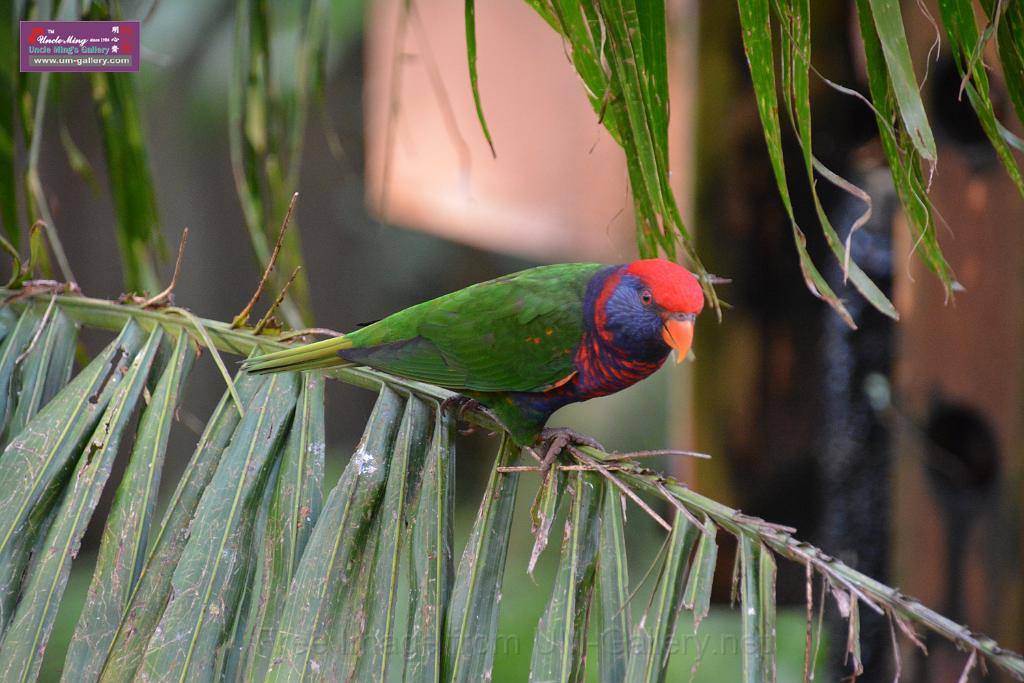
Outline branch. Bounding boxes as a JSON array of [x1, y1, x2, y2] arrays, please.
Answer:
[[2, 286, 1022, 680], [599, 456, 1024, 680]]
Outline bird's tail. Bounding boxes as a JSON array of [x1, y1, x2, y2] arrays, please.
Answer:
[[242, 335, 354, 374]]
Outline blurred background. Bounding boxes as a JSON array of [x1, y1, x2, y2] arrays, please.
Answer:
[[8, 0, 1022, 680]]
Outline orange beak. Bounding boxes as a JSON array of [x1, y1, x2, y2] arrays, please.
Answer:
[[662, 316, 695, 364]]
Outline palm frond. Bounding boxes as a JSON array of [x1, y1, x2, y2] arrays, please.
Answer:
[[0, 290, 1018, 682], [508, 0, 1024, 320]]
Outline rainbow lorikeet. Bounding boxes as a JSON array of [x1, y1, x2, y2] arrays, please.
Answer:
[[244, 259, 704, 450]]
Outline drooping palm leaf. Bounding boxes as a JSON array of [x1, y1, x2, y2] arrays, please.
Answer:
[[443, 435, 520, 683], [136, 371, 299, 681], [95, 362, 266, 683], [0, 291, 1017, 682], [596, 484, 630, 683], [350, 395, 432, 682], [528, 471, 601, 683], [505, 0, 1024, 319], [264, 385, 403, 681], [623, 508, 699, 683], [403, 407, 456, 682], [236, 373, 325, 681], [0, 325, 161, 683], [936, 0, 1024, 195], [63, 331, 194, 681], [520, 0, 721, 315]]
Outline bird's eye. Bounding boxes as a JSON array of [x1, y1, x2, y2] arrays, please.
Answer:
[[640, 289, 653, 306]]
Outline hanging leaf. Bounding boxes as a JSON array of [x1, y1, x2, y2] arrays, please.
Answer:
[[351, 395, 433, 681], [137, 371, 299, 681], [403, 407, 456, 683], [854, 0, 957, 291], [4, 306, 77, 442], [982, 0, 1024, 129], [0, 319, 146, 635], [736, 0, 854, 326], [95, 363, 266, 683], [775, 0, 898, 321], [682, 516, 717, 630], [0, 325, 161, 683], [443, 435, 520, 683], [0, 306, 44, 437], [63, 331, 194, 681], [937, 0, 1024, 196], [528, 472, 602, 683], [528, 468, 565, 577], [739, 535, 777, 683], [624, 509, 699, 683], [597, 486, 630, 683], [464, 0, 496, 156], [264, 386, 404, 682], [219, 450, 277, 683], [238, 372, 326, 681], [866, 0, 937, 161]]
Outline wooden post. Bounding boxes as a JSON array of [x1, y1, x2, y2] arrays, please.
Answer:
[[893, 6, 1024, 680]]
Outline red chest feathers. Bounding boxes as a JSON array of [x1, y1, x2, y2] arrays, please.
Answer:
[[568, 335, 666, 399]]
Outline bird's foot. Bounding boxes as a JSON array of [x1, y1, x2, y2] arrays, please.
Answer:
[[440, 395, 507, 436], [535, 428, 605, 477]]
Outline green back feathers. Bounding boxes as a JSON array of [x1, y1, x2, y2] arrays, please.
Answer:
[[244, 262, 605, 392]]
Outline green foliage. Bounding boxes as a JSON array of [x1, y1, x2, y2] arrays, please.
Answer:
[[517, 0, 720, 313], [623, 509, 699, 682], [444, 436, 520, 682], [527, 471, 600, 682], [63, 331, 193, 681], [937, 0, 1024, 194], [854, 0, 956, 287], [503, 0, 1024, 322], [596, 482, 630, 683], [6, 0, 338, 312], [0, 291, 1017, 682], [89, 68, 163, 294], [229, 0, 331, 327]]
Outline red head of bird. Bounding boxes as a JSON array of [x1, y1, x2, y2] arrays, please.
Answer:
[[593, 259, 704, 365]]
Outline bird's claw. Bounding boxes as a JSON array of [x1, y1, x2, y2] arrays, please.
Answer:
[[441, 395, 508, 436], [536, 428, 605, 477]]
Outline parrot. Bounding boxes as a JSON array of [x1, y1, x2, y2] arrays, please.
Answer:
[[243, 258, 704, 459]]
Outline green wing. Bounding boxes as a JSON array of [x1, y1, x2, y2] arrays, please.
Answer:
[[341, 263, 604, 393]]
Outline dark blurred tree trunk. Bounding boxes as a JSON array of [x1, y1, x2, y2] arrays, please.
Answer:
[[820, 168, 898, 682]]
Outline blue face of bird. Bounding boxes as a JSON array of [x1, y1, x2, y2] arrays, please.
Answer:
[[603, 274, 683, 362]]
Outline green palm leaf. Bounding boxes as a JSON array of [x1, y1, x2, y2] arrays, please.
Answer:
[[403, 408, 456, 682], [264, 385, 403, 682], [0, 326, 161, 683], [137, 372, 298, 681], [528, 472, 601, 683], [443, 436, 520, 682], [0, 288, 1017, 682]]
